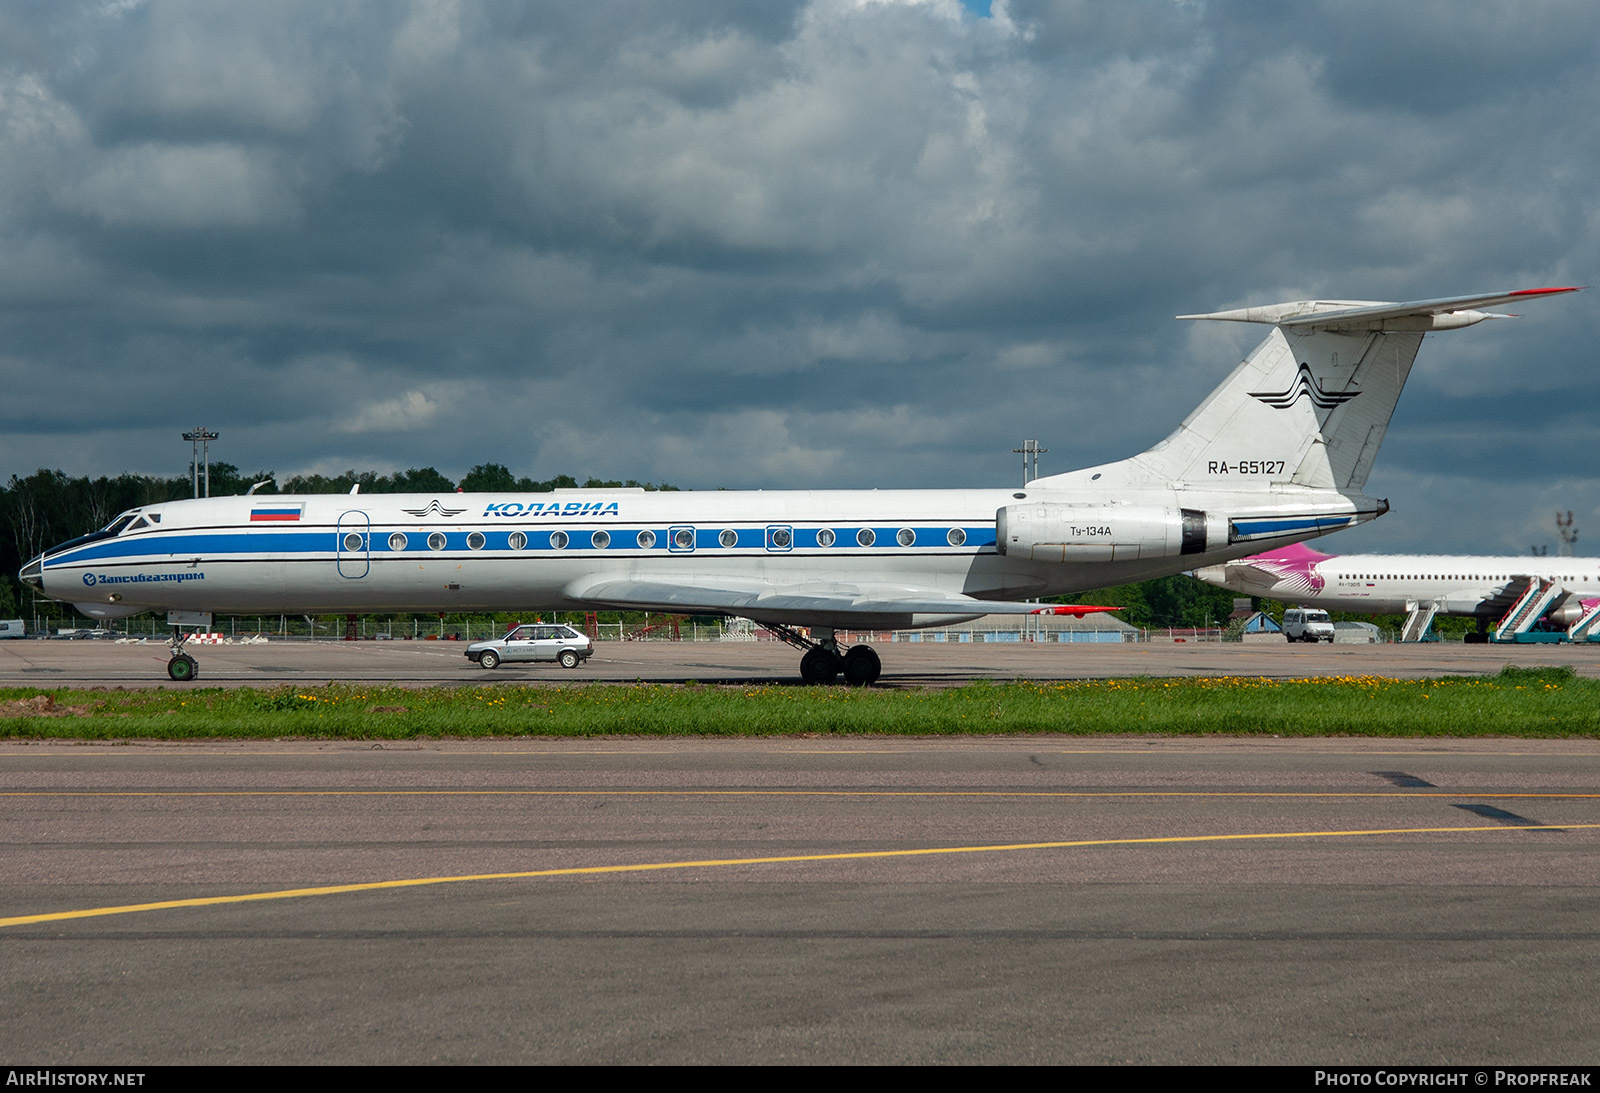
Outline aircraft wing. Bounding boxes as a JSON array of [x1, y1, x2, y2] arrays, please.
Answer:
[[1479, 576, 1537, 614], [570, 578, 1118, 622]]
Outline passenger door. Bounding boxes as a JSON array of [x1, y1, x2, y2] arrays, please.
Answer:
[[503, 626, 539, 663]]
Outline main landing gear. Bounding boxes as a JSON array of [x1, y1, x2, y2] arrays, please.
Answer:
[[771, 624, 882, 686]]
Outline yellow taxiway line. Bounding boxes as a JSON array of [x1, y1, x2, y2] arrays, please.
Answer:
[[3, 821, 1596, 929]]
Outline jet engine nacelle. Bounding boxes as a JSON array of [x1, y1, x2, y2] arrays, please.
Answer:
[[995, 504, 1209, 563], [1545, 598, 1586, 628]]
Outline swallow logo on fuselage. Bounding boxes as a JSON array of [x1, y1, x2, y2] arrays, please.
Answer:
[[401, 500, 469, 518], [1249, 363, 1361, 410]]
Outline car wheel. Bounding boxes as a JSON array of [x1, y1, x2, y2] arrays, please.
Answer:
[[559, 649, 579, 669], [480, 650, 500, 669]]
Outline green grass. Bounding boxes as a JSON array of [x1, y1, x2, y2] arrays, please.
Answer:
[[2, 665, 1596, 739]]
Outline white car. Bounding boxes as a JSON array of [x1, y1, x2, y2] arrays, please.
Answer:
[[466, 624, 594, 669], [1282, 607, 1336, 643]]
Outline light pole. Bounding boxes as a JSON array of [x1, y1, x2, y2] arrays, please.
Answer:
[[1012, 439, 1047, 486], [182, 428, 219, 497], [1557, 511, 1578, 557]]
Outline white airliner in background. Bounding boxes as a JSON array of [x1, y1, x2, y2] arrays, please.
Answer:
[[20, 287, 1576, 682], [1195, 541, 1600, 643]]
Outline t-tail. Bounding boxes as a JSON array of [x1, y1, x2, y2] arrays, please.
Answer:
[[1030, 287, 1578, 549]]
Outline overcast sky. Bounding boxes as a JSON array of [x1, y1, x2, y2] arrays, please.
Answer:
[[1, 0, 1596, 554]]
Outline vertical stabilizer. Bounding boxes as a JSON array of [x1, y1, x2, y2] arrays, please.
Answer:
[[1131, 324, 1424, 492], [1032, 288, 1577, 494]]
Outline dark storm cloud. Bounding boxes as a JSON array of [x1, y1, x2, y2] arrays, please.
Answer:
[[1, 0, 1595, 552]]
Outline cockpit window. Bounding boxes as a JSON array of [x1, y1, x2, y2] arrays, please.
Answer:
[[124, 517, 150, 533], [104, 514, 137, 536]]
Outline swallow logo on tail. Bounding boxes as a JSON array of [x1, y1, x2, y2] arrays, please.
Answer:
[[1249, 363, 1361, 410]]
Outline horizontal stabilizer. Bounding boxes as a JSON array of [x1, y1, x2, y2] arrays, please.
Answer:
[[1179, 286, 1579, 332]]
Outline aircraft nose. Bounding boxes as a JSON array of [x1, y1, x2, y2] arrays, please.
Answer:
[[18, 554, 44, 595]]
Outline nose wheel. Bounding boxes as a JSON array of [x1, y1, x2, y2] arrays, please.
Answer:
[[164, 622, 204, 682]]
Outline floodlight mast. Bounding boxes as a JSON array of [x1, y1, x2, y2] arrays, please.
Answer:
[[1012, 438, 1047, 486], [182, 428, 219, 498]]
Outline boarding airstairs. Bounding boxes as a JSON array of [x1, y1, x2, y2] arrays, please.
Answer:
[[1399, 601, 1440, 643], [1492, 578, 1564, 643], [1566, 600, 1600, 643]]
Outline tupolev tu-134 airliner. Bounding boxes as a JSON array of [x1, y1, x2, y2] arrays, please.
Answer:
[[20, 287, 1576, 683]]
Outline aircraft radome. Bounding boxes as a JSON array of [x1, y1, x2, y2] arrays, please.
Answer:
[[20, 287, 1578, 683]]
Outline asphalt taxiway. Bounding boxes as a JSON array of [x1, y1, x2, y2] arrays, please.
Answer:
[[3, 736, 1597, 1063], [2, 635, 1597, 688]]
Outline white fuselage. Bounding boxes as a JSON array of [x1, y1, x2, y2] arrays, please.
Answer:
[[1197, 552, 1600, 619], [32, 484, 1367, 627]]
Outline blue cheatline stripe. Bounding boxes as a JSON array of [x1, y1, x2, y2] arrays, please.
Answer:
[[50, 525, 999, 567], [1232, 515, 1353, 538]]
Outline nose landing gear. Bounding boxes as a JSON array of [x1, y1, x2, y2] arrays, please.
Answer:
[[163, 611, 213, 682], [167, 629, 199, 682]]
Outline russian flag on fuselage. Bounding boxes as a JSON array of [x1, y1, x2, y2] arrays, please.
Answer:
[[249, 505, 303, 522]]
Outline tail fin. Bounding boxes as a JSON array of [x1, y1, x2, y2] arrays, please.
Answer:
[[1036, 287, 1577, 493]]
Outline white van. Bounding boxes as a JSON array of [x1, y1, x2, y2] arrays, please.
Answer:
[[0, 619, 25, 639], [1282, 607, 1335, 643]]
